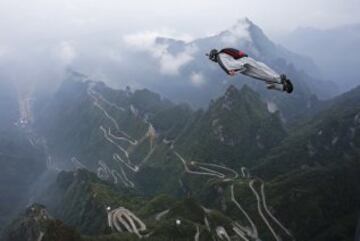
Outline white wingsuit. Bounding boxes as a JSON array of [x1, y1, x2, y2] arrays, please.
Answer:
[[211, 48, 293, 93]]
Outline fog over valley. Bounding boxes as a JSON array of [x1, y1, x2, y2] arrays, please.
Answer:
[[0, 1, 359, 241]]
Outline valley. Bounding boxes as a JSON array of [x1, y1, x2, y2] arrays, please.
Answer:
[[1, 72, 358, 241]]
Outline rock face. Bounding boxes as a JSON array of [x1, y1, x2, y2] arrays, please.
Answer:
[[176, 85, 286, 169], [255, 86, 360, 178], [2, 203, 81, 241], [2, 203, 50, 241], [36, 169, 113, 235]]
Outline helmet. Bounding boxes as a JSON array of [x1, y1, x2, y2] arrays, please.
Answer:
[[208, 49, 218, 62]]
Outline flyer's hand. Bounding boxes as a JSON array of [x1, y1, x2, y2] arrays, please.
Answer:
[[229, 70, 237, 76]]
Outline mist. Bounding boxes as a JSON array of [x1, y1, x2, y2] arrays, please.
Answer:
[[0, 1, 360, 240], [1, 0, 360, 96]]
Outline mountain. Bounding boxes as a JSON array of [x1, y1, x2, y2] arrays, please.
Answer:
[[189, 18, 320, 76], [33, 73, 287, 195], [255, 85, 360, 178], [250, 86, 360, 241], [2, 69, 360, 241], [173, 85, 286, 169], [1, 203, 81, 241], [34, 76, 360, 240], [33, 70, 183, 171], [4, 168, 255, 241], [126, 19, 338, 114], [281, 24, 360, 92]]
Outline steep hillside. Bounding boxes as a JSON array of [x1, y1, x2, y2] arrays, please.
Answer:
[[175, 85, 286, 169], [10, 74, 358, 241], [22, 168, 297, 241], [248, 86, 360, 241], [34, 74, 287, 196], [255, 86, 360, 178]]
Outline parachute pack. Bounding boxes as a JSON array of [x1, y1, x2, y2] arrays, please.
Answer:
[[219, 48, 248, 59]]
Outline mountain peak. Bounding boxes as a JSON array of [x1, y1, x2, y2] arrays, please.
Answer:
[[222, 85, 259, 102], [224, 84, 239, 98], [234, 17, 253, 27], [239, 84, 255, 94], [211, 85, 262, 114], [218, 17, 254, 45]]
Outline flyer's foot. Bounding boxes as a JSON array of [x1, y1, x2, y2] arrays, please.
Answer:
[[280, 74, 293, 94], [283, 79, 294, 94]]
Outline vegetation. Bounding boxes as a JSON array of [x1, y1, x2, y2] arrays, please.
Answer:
[[2, 77, 360, 241]]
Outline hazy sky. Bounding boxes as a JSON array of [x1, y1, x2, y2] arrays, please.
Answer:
[[0, 0, 359, 92], [1, 0, 360, 42]]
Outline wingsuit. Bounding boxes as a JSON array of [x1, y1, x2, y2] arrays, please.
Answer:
[[208, 48, 293, 93]]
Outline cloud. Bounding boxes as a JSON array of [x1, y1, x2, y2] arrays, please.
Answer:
[[123, 30, 197, 75], [159, 46, 197, 75], [267, 101, 279, 113], [123, 29, 193, 47], [55, 41, 76, 65], [190, 72, 205, 87], [221, 19, 251, 45]]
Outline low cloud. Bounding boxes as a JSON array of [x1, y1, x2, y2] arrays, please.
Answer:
[[123, 30, 197, 75], [190, 72, 205, 87], [55, 41, 77, 65], [267, 101, 279, 113], [159, 46, 196, 75], [221, 19, 251, 45]]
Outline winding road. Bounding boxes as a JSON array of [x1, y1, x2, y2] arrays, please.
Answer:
[[87, 82, 293, 241], [88, 83, 158, 187], [107, 207, 147, 238], [175, 152, 238, 180], [174, 152, 294, 241]]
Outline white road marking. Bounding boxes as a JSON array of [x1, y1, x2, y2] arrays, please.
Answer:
[[249, 179, 280, 241], [194, 225, 201, 241], [216, 226, 231, 241], [260, 181, 294, 239], [88, 83, 157, 187], [175, 151, 293, 241], [175, 152, 238, 179], [230, 184, 259, 239], [107, 207, 147, 238], [155, 209, 169, 221]]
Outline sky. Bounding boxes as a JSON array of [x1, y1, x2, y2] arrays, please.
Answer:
[[1, 0, 360, 42], [0, 0, 359, 92]]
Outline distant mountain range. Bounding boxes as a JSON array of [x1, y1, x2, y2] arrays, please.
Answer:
[[281, 24, 360, 92], [116, 18, 340, 123]]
